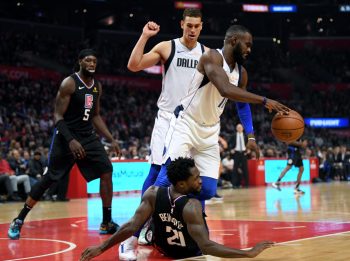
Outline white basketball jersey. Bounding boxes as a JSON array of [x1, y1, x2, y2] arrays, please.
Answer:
[[181, 49, 241, 126], [157, 38, 205, 112]]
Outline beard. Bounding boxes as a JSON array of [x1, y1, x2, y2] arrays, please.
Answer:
[[232, 43, 245, 65], [191, 188, 201, 195], [81, 67, 95, 77]]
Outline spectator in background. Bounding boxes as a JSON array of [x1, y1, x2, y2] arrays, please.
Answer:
[[27, 151, 45, 186], [231, 124, 249, 188], [342, 145, 350, 180], [220, 151, 234, 189], [8, 149, 31, 197], [0, 152, 22, 201], [334, 145, 349, 181]]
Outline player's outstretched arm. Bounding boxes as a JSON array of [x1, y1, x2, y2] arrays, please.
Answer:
[[198, 50, 289, 114], [184, 199, 274, 258], [80, 186, 158, 261]]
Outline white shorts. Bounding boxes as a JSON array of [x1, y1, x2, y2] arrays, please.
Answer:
[[163, 111, 220, 179], [149, 110, 173, 165]]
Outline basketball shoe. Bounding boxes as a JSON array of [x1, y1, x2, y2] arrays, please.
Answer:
[[272, 182, 281, 191], [99, 220, 120, 234], [119, 236, 137, 260], [294, 188, 305, 195], [8, 218, 23, 240]]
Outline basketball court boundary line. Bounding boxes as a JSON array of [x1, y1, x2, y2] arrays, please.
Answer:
[[0, 237, 76, 261]]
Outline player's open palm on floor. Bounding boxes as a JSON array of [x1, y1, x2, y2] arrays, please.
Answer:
[[247, 241, 275, 257]]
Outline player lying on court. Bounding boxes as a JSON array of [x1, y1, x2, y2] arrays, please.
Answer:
[[80, 158, 274, 260]]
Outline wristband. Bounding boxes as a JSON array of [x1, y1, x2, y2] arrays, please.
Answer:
[[56, 120, 74, 142]]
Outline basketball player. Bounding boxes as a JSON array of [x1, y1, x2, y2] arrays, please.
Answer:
[[126, 8, 209, 249], [8, 49, 121, 240], [272, 139, 308, 194], [80, 158, 275, 261], [154, 25, 290, 204], [127, 8, 209, 199]]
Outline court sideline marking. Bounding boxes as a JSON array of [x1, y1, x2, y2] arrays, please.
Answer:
[[0, 237, 76, 261]]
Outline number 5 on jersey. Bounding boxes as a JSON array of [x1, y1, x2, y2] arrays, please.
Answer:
[[83, 109, 91, 121]]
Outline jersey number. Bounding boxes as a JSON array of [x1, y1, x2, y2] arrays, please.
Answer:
[[166, 226, 186, 247], [83, 109, 90, 121]]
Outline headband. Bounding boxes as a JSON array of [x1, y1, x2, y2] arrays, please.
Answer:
[[78, 49, 97, 59]]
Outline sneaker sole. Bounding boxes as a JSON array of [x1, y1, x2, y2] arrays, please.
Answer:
[[8, 232, 20, 240]]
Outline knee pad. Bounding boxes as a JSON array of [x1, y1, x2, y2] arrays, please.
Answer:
[[29, 174, 54, 201]]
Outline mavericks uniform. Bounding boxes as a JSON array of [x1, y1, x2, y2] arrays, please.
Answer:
[[149, 38, 205, 165], [151, 187, 205, 258], [158, 49, 241, 184], [46, 73, 112, 182], [287, 143, 303, 167]]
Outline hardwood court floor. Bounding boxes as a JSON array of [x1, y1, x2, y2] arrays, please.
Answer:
[[1, 182, 350, 260]]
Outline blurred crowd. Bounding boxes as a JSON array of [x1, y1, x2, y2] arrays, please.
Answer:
[[1, 31, 350, 83], [1, 22, 350, 202]]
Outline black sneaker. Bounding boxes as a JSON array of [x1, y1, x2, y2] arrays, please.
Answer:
[[99, 220, 120, 234]]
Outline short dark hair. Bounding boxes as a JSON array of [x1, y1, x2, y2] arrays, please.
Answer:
[[167, 157, 196, 186], [183, 8, 202, 20], [224, 25, 251, 41]]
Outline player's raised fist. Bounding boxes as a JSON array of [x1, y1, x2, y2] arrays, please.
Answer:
[[143, 21, 160, 37]]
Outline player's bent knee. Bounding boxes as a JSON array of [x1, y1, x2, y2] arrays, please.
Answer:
[[29, 174, 54, 201]]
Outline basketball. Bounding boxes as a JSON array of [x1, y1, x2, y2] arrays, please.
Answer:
[[271, 110, 304, 142]]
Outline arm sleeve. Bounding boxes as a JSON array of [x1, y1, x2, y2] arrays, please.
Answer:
[[236, 102, 254, 135]]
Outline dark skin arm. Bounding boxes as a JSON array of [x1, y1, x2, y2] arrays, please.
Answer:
[[54, 77, 86, 159], [184, 199, 274, 258], [91, 83, 121, 158], [79, 186, 158, 261], [197, 50, 289, 114]]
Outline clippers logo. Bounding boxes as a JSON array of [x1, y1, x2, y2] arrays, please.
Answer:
[[85, 94, 93, 109]]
